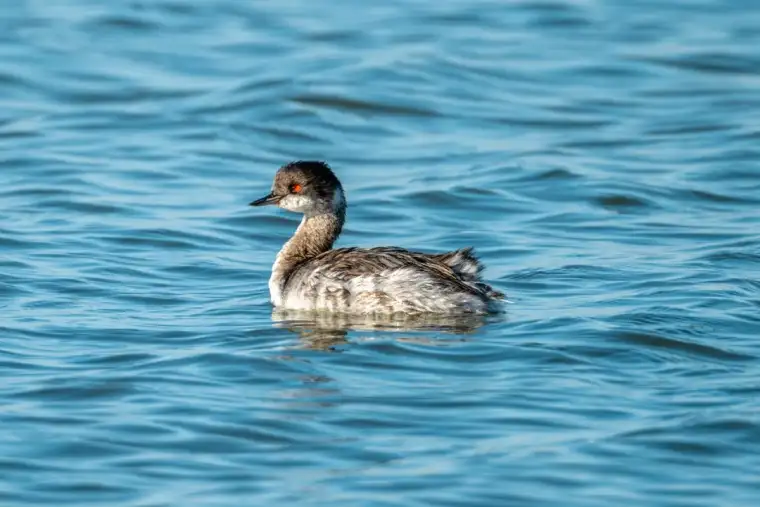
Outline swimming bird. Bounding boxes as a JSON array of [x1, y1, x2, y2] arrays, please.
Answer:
[[250, 161, 504, 314]]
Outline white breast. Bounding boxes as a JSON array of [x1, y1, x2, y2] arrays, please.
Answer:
[[268, 270, 283, 307]]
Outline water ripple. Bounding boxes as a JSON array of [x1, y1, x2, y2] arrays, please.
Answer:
[[2, 0, 760, 506]]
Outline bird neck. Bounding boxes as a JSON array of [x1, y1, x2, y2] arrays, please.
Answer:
[[272, 199, 346, 283]]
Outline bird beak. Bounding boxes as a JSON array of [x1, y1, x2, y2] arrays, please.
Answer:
[[249, 192, 280, 207]]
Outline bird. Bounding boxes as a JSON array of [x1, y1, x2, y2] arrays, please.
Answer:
[[249, 161, 504, 314]]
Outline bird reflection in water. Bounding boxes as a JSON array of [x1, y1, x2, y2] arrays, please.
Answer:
[[271, 309, 498, 350]]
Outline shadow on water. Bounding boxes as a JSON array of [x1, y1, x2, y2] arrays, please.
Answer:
[[270, 308, 504, 350]]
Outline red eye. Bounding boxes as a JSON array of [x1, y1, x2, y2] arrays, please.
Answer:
[[290, 183, 302, 193]]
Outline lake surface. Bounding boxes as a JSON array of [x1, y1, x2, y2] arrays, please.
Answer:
[[2, 0, 759, 505]]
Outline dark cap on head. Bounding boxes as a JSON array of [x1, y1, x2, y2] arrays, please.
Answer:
[[279, 161, 340, 188]]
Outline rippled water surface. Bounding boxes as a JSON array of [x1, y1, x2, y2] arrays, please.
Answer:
[[2, 1, 760, 505]]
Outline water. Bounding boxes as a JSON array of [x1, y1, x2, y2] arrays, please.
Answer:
[[2, 0, 759, 505]]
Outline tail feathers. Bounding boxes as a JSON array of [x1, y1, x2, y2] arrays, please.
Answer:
[[473, 281, 505, 300], [432, 247, 483, 282], [432, 247, 505, 300]]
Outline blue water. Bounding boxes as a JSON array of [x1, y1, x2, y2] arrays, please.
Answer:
[[2, 1, 760, 505]]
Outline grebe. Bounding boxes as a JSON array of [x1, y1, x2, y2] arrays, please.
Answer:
[[250, 161, 504, 314]]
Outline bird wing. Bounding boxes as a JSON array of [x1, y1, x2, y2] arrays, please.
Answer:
[[287, 246, 489, 299]]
